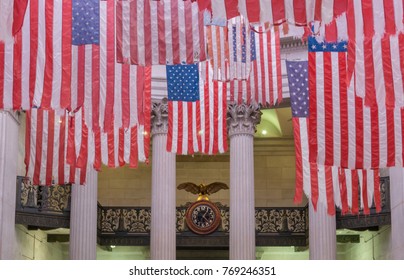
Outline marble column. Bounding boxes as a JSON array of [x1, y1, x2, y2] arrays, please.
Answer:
[[0, 111, 19, 260], [227, 102, 261, 260], [388, 167, 404, 259], [309, 203, 336, 260], [150, 99, 176, 260], [69, 168, 98, 260]]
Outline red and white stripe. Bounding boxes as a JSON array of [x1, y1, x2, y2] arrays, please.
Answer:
[[116, 0, 206, 65], [292, 117, 381, 215], [25, 108, 90, 186], [167, 62, 228, 155], [309, 48, 404, 169], [229, 26, 282, 107], [206, 25, 229, 81]]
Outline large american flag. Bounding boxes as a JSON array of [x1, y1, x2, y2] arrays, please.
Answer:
[[167, 61, 228, 155], [116, 0, 206, 66], [288, 60, 381, 215]]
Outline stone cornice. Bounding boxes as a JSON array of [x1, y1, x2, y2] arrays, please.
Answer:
[[227, 102, 262, 137]]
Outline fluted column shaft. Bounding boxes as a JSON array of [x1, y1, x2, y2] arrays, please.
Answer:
[[228, 102, 261, 260], [309, 203, 336, 259], [69, 168, 98, 260], [388, 167, 404, 259], [0, 112, 19, 260], [150, 99, 176, 260]]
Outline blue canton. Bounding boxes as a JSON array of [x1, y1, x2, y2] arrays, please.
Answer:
[[232, 26, 256, 63], [166, 64, 200, 102], [308, 36, 348, 53], [72, 0, 100, 45], [286, 61, 309, 118]]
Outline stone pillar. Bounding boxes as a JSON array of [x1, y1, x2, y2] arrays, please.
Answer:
[[227, 102, 261, 260], [69, 168, 98, 260], [150, 99, 176, 260], [0, 111, 19, 260], [309, 203, 336, 260], [388, 167, 404, 259]]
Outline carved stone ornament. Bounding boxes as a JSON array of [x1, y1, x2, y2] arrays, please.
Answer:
[[227, 102, 262, 137], [151, 98, 169, 135]]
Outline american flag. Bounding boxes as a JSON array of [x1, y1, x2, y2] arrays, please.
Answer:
[[287, 60, 381, 215], [115, 0, 206, 66], [166, 64, 200, 102], [71, 0, 100, 45], [167, 61, 228, 155]]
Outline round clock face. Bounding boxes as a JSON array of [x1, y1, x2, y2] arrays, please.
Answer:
[[185, 201, 221, 235]]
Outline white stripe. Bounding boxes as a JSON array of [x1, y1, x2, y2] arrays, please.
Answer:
[[191, 2, 201, 62], [164, 1, 173, 64], [27, 111, 38, 182], [335, 13, 348, 41], [51, 0, 62, 111], [199, 66, 206, 151], [39, 111, 50, 184], [100, 131, 108, 166], [332, 167, 341, 209], [373, 38, 386, 109], [262, 28, 270, 105], [217, 83, 224, 153], [208, 81, 214, 155], [394, 108, 402, 166], [237, 0, 248, 21], [315, 52, 325, 165], [378, 107, 388, 168], [363, 106, 372, 169], [367, 170, 375, 209], [137, 0, 145, 65], [99, 1, 107, 128], [347, 84, 356, 169], [182, 102, 189, 155], [192, 101, 199, 153], [114, 65, 123, 129], [137, 125, 146, 162], [177, 1, 187, 64], [353, 0, 365, 99], [122, 1, 131, 60], [33, 0, 46, 107], [255, 30, 263, 103], [3, 41, 13, 108], [84, 45, 93, 129], [52, 113, 61, 182], [284, 0, 295, 25], [357, 170, 364, 209], [372, 0, 385, 39], [0, 1, 14, 43], [345, 170, 353, 208], [129, 66, 138, 127], [300, 119, 311, 198], [150, 1, 159, 65], [21, 1, 31, 110], [70, 47, 78, 111], [212, 0, 227, 24], [393, 0, 404, 33], [171, 102, 178, 153], [390, 35, 404, 107], [260, 0, 273, 23], [331, 53, 341, 166], [270, 29, 278, 105], [124, 128, 131, 164], [305, 0, 316, 23], [317, 165, 327, 210], [321, 0, 334, 24]]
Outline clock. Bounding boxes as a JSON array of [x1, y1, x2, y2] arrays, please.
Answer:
[[185, 200, 221, 235]]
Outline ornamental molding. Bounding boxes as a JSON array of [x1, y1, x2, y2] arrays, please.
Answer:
[[227, 102, 262, 137], [151, 98, 169, 135]]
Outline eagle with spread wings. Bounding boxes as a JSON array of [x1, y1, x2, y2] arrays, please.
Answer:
[[177, 182, 229, 201]]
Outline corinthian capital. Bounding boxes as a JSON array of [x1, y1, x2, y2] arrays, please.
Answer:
[[151, 98, 169, 135], [227, 102, 262, 137]]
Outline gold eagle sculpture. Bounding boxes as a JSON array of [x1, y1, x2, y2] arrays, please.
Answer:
[[177, 182, 229, 201]]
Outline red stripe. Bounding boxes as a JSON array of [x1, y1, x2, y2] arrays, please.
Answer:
[[275, 30, 282, 104], [402, 108, 404, 169], [212, 82, 219, 154], [386, 108, 396, 166], [196, 100, 202, 152], [361, 0, 375, 39], [93, 128, 102, 171], [324, 53, 334, 166], [259, 30, 267, 105], [157, 0, 166, 64], [177, 102, 184, 154], [222, 83, 228, 152], [167, 101, 174, 152], [33, 110, 44, 185], [204, 73, 210, 153], [351, 170, 359, 214], [325, 20, 337, 42], [171, 0, 180, 64], [29, 0, 39, 106], [137, 66, 145, 125], [339, 53, 349, 168], [399, 34, 404, 93], [381, 37, 395, 109], [308, 52, 318, 164], [355, 95, 364, 169], [314, 0, 322, 21], [253, 60, 259, 104], [229, 80, 235, 102], [346, 0, 356, 85], [187, 102, 194, 154], [271, 0, 285, 24], [383, 0, 397, 35], [104, 0, 115, 132], [0, 43, 4, 109], [12, 0, 29, 36], [92, 46, 100, 129], [13, 32, 23, 109], [116, 1, 123, 63], [245, 0, 260, 23], [363, 39, 376, 107], [198, 6, 206, 61], [118, 128, 125, 166], [107, 130, 115, 167], [333, 0, 348, 17], [76, 116, 88, 168], [121, 64, 130, 129], [66, 115, 76, 166], [370, 106, 380, 168], [293, 0, 307, 25], [45, 111, 55, 185], [42, 0, 54, 109], [238, 81, 243, 104], [143, 0, 152, 65], [58, 114, 66, 183], [325, 166, 335, 215], [339, 169, 349, 215], [373, 170, 381, 213], [129, 126, 138, 168], [224, 0, 239, 19], [292, 119, 303, 204], [61, 0, 72, 110], [130, 0, 139, 65], [310, 163, 319, 210], [362, 170, 370, 215], [76, 46, 85, 111], [184, 1, 194, 64], [143, 67, 152, 160], [267, 31, 274, 106]]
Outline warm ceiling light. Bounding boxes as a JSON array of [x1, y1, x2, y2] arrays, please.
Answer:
[[262, 130, 268, 135]]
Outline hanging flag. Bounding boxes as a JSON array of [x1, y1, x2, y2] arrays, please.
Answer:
[[308, 36, 404, 170], [71, 0, 100, 45], [229, 25, 282, 107], [166, 64, 200, 101], [206, 25, 230, 81], [287, 60, 381, 215], [167, 61, 228, 155], [116, 0, 206, 65], [25, 109, 91, 186]]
